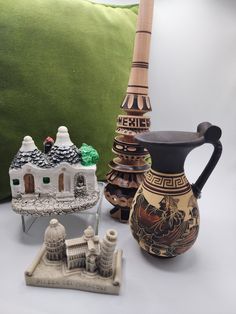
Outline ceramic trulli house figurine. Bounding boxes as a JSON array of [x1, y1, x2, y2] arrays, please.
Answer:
[[25, 219, 123, 295], [9, 126, 100, 215]]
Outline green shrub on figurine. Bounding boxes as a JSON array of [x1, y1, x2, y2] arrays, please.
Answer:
[[80, 144, 99, 166]]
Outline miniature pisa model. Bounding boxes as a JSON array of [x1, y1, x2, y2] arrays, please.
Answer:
[[104, 0, 154, 223], [25, 219, 123, 295]]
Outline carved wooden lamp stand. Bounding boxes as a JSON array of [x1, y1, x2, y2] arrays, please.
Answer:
[[104, 0, 154, 222]]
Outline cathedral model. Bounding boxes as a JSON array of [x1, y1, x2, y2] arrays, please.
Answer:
[[25, 219, 123, 295], [9, 126, 99, 216]]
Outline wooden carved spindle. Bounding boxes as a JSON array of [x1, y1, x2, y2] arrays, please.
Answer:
[[104, 0, 154, 222]]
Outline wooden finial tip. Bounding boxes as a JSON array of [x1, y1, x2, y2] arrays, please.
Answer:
[[136, 0, 154, 33]]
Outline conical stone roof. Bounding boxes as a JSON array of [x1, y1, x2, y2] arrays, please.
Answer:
[[10, 136, 51, 169], [47, 126, 81, 165], [47, 144, 81, 165]]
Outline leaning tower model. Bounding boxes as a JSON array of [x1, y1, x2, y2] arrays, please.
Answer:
[[44, 219, 66, 261], [99, 229, 118, 277]]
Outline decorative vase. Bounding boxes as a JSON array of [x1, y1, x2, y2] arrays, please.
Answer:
[[130, 122, 222, 257], [104, 0, 154, 223]]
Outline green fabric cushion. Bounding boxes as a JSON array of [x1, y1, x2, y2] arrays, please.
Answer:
[[0, 0, 138, 200]]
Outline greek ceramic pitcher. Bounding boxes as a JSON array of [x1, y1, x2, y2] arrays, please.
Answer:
[[130, 122, 222, 258]]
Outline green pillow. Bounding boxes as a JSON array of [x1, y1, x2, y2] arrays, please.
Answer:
[[0, 0, 138, 200]]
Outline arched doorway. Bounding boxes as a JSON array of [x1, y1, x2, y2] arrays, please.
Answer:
[[24, 174, 35, 194], [58, 173, 64, 192]]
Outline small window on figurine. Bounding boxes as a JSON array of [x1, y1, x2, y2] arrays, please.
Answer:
[[74, 174, 87, 197], [76, 175, 85, 187], [43, 177, 50, 184], [13, 179, 20, 186]]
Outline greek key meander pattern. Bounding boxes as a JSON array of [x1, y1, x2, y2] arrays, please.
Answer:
[[144, 170, 191, 195]]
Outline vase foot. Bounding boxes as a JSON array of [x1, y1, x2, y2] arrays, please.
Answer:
[[110, 207, 130, 223], [147, 251, 176, 259]]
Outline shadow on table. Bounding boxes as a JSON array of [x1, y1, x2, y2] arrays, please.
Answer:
[[17, 214, 96, 246], [140, 248, 199, 272]]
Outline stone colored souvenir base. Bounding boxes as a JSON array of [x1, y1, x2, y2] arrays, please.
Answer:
[[12, 191, 100, 216], [25, 246, 123, 295]]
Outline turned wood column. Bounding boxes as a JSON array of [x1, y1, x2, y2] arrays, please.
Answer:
[[104, 0, 154, 222]]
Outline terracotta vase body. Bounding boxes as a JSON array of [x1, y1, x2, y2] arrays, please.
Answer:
[[130, 122, 222, 257]]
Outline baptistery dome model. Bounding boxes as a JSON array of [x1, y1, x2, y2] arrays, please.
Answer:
[[9, 126, 100, 216], [44, 219, 66, 261]]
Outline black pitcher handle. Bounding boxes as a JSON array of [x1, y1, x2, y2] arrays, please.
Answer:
[[192, 122, 222, 199]]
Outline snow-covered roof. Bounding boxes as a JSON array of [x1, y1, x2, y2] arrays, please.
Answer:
[[47, 145, 81, 166], [54, 126, 74, 147], [10, 126, 82, 170], [10, 136, 51, 169], [20, 135, 37, 152], [10, 149, 51, 169]]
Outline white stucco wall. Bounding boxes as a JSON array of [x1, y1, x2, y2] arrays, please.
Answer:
[[9, 163, 98, 198]]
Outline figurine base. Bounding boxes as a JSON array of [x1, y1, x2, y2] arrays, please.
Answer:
[[19, 182, 105, 234], [25, 246, 123, 295], [12, 191, 100, 216], [147, 252, 176, 259]]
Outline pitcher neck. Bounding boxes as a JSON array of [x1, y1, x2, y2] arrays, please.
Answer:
[[144, 169, 192, 196], [148, 146, 193, 174]]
